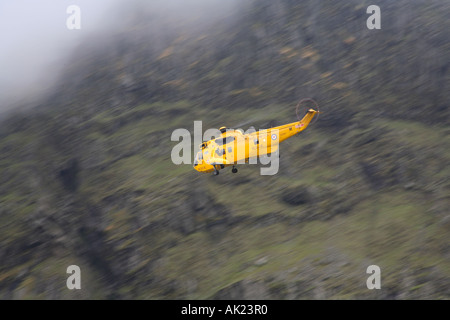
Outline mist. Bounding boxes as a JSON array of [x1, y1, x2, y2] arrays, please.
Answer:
[[0, 0, 242, 114]]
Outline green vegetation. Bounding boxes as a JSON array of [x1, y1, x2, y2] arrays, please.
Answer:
[[0, 0, 448, 299]]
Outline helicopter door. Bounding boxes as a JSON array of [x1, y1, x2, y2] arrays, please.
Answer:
[[249, 137, 258, 157]]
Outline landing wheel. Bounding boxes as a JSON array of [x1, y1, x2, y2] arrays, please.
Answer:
[[232, 167, 238, 173], [213, 170, 219, 176]]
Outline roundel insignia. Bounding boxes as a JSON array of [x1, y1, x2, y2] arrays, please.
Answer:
[[271, 134, 277, 140]]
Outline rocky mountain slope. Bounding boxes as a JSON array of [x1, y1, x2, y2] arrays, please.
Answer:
[[0, 0, 449, 299]]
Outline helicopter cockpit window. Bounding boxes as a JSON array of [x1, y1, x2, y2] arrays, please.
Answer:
[[215, 136, 235, 146], [215, 149, 225, 156], [198, 153, 203, 160]]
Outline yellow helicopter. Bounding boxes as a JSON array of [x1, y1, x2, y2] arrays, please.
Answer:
[[194, 99, 320, 175]]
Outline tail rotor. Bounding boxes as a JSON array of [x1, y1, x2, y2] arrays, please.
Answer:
[[296, 98, 320, 125]]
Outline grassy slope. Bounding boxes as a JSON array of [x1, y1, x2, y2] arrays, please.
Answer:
[[1, 0, 449, 299], [0, 99, 448, 299]]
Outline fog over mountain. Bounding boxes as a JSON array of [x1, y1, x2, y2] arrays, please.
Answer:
[[0, 0, 240, 113]]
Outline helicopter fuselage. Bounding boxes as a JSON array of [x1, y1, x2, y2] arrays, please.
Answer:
[[194, 109, 318, 174]]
